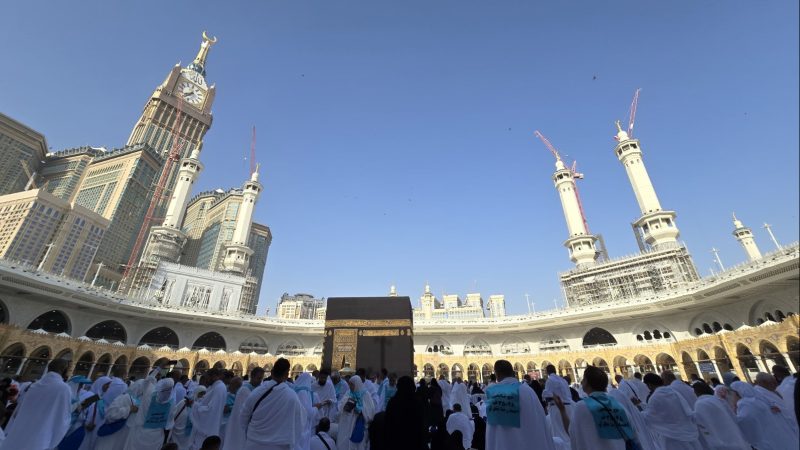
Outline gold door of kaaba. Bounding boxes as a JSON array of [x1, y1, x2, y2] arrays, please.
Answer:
[[322, 297, 414, 377]]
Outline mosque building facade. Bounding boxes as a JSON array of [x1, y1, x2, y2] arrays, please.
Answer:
[[0, 33, 797, 385]]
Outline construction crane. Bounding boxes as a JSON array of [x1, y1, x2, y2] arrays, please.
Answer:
[[20, 161, 37, 190], [250, 126, 257, 176], [534, 130, 590, 233], [615, 88, 642, 141], [123, 98, 186, 279]]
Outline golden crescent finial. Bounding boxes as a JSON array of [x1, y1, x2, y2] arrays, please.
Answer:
[[202, 31, 218, 44]]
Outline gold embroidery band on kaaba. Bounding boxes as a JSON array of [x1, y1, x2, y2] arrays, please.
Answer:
[[325, 319, 412, 328], [359, 329, 400, 337]]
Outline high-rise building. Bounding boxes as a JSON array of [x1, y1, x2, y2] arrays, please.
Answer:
[[0, 113, 48, 195], [71, 144, 163, 287], [414, 285, 488, 320], [487, 294, 506, 318], [277, 293, 325, 320], [0, 189, 108, 281], [38, 147, 106, 202]]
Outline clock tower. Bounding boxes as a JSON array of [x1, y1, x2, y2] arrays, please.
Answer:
[[127, 31, 217, 160]]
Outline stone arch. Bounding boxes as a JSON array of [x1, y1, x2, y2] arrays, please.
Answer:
[[0, 343, 26, 378], [539, 335, 570, 352], [688, 311, 738, 336], [231, 361, 243, 376], [113, 355, 128, 373], [291, 364, 304, 378], [73, 351, 95, 377], [582, 328, 617, 348], [177, 358, 191, 372], [656, 353, 678, 373], [153, 357, 172, 368], [423, 363, 435, 378], [681, 351, 697, 378], [526, 361, 537, 373], [239, 336, 268, 354], [0, 297, 9, 324], [467, 363, 480, 381], [514, 362, 526, 379], [748, 299, 798, 326], [481, 363, 493, 383], [22, 346, 51, 380], [305, 364, 317, 373], [500, 337, 531, 355], [426, 338, 453, 355], [633, 354, 655, 373], [277, 340, 306, 356], [759, 340, 787, 369], [85, 320, 127, 343], [193, 332, 226, 351], [194, 360, 209, 377], [27, 309, 71, 334], [558, 359, 574, 380], [735, 342, 759, 380], [130, 357, 151, 379], [213, 361, 226, 369], [463, 338, 492, 356], [592, 357, 609, 373], [786, 335, 799, 369], [94, 353, 113, 378], [139, 327, 179, 348], [452, 364, 464, 380], [54, 348, 73, 363], [612, 355, 629, 376], [438, 363, 450, 380], [712, 346, 733, 373]]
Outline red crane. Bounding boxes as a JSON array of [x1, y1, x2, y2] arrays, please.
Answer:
[[123, 98, 186, 278], [534, 130, 590, 233]]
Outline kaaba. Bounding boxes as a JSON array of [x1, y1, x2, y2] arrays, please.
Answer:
[[322, 296, 414, 377]]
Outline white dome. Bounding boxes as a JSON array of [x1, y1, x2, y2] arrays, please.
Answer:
[[736, 324, 752, 330], [137, 344, 152, 350], [77, 336, 92, 341], [158, 345, 173, 351], [198, 348, 210, 354], [759, 320, 777, 327], [112, 341, 125, 346], [215, 349, 227, 354], [96, 338, 110, 344], [56, 332, 71, 338], [31, 328, 48, 335], [178, 347, 192, 353]]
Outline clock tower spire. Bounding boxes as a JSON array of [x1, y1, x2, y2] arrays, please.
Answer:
[[126, 32, 217, 159]]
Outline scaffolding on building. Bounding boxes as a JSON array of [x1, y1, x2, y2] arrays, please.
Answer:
[[559, 245, 699, 306]]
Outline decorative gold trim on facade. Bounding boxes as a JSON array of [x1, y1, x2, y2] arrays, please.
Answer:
[[331, 328, 358, 371], [359, 329, 401, 337], [325, 319, 412, 328]]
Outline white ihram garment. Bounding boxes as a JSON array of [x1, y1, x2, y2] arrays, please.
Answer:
[[607, 387, 662, 450], [189, 379, 227, 450], [0, 372, 72, 450], [124, 377, 175, 450], [642, 387, 701, 450], [485, 379, 556, 450], [731, 381, 797, 450], [446, 409, 474, 448], [241, 379, 306, 450], [692, 394, 749, 450], [336, 376, 375, 450]]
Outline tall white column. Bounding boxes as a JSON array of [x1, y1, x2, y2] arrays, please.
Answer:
[[613, 122, 680, 249], [163, 146, 204, 229], [552, 159, 598, 266], [222, 167, 263, 274], [732, 213, 762, 261]]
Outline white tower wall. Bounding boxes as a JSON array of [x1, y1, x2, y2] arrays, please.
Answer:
[[163, 147, 203, 229], [614, 126, 679, 249], [552, 160, 598, 266], [733, 214, 762, 261], [222, 169, 262, 274]]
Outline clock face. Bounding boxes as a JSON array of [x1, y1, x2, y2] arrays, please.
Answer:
[[179, 81, 204, 105]]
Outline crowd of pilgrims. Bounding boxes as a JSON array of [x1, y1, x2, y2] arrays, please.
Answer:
[[0, 357, 797, 450]]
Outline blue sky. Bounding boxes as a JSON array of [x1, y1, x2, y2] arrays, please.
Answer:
[[2, 1, 798, 315]]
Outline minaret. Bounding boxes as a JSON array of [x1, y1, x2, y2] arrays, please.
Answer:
[[551, 154, 598, 266], [125, 142, 204, 293], [732, 213, 762, 261], [222, 166, 263, 274], [389, 285, 398, 297], [162, 143, 204, 229], [613, 121, 679, 249]]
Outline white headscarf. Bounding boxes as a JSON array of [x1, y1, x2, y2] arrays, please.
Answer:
[[642, 386, 698, 443], [90, 376, 111, 396], [155, 378, 175, 403]]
